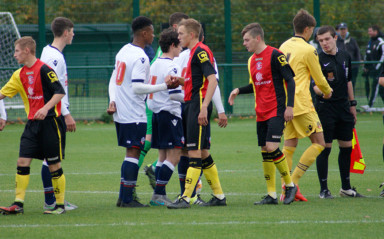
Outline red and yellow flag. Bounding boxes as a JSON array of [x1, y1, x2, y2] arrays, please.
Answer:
[[350, 128, 366, 174]]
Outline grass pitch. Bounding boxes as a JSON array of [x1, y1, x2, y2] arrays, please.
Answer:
[[0, 113, 383, 239]]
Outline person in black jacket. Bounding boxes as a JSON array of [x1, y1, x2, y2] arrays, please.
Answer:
[[314, 26, 364, 199], [362, 25, 384, 110], [338, 23, 362, 92]]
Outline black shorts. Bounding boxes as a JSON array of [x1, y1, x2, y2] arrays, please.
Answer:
[[60, 115, 66, 159], [257, 116, 285, 146], [19, 117, 65, 165], [152, 111, 184, 149], [115, 122, 146, 150], [183, 100, 212, 150], [316, 101, 354, 143]]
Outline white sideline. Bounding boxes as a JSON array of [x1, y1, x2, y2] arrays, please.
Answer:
[[1, 219, 384, 228]]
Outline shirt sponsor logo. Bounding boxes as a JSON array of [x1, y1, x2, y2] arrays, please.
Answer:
[[277, 55, 288, 67], [255, 72, 263, 81], [256, 61, 262, 70], [26, 71, 34, 75], [197, 51, 209, 63], [28, 87, 34, 96]]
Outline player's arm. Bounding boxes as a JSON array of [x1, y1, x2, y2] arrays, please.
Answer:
[[107, 68, 117, 115], [274, 50, 295, 121], [346, 56, 357, 124], [132, 75, 178, 94], [0, 98, 6, 131], [199, 73, 218, 126], [33, 67, 65, 120], [375, 41, 384, 71], [212, 86, 227, 128], [306, 49, 333, 99]]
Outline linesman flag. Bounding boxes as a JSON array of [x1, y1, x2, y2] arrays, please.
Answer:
[[350, 128, 366, 174]]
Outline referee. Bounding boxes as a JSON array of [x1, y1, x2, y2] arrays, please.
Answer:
[[314, 26, 363, 198]]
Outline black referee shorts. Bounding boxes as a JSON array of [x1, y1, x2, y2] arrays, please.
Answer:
[[183, 99, 212, 151], [316, 101, 354, 143], [19, 116, 65, 165]]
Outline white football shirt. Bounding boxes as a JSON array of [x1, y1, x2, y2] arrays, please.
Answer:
[[147, 57, 182, 118], [40, 45, 70, 116], [109, 43, 150, 123]]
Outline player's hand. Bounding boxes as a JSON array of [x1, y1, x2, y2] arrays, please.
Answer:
[[33, 108, 48, 120], [198, 106, 208, 126], [64, 114, 76, 132], [165, 75, 180, 89], [322, 89, 333, 99], [350, 106, 357, 125], [284, 106, 294, 122], [217, 112, 227, 128], [0, 119, 6, 131], [107, 101, 116, 115], [228, 88, 239, 106]]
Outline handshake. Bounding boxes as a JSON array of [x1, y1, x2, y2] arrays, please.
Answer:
[[165, 75, 184, 89]]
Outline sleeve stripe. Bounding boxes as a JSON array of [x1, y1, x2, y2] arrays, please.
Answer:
[[132, 79, 145, 83], [169, 90, 182, 94]]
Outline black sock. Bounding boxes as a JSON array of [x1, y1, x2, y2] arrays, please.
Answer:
[[316, 147, 331, 191], [339, 147, 352, 190]]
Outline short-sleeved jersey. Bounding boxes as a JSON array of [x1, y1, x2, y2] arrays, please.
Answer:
[[111, 43, 150, 123], [248, 46, 295, 122], [41, 45, 70, 115], [184, 42, 217, 102], [174, 49, 190, 78], [0, 59, 64, 119], [280, 36, 332, 116], [147, 57, 182, 118], [317, 49, 351, 102]]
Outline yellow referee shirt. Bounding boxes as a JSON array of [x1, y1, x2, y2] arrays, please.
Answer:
[[279, 36, 332, 116]]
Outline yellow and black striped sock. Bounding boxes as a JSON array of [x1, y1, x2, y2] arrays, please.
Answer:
[[15, 167, 30, 204], [270, 148, 293, 187], [51, 168, 66, 206], [182, 158, 202, 201], [281, 146, 296, 186], [262, 151, 276, 198], [292, 143, 324, 184], [202, 155, 224, 198]]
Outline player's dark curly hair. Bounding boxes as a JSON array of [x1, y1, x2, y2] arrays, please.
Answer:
[[159, 28, 180, 53], [132, 16, 153, 34]]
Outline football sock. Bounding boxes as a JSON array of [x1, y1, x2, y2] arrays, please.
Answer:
[[202, 155, 224, 199], [316, 147, 332, 191], [339, 147, 352, 190], [270, 148, 294, 187], [51, 168, 66, 205], [262, 151, 277, 198], [138, 140, 151, 168], [182, 157, 202, 199], [155, 161, 163, 181], [151, 160, 157, 171], [41, 162, 56, 205], [15, 166, 30, 203], [281, 146, 296, 186], [191, 171, 203, 198], [178, 156, 189, 195], [121, 157, 139, 203], [292, 143, 324, 185], [154, 160, 174, 195]]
